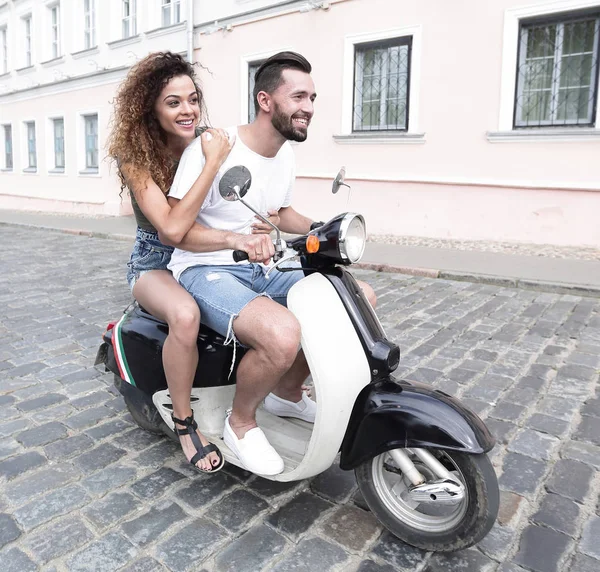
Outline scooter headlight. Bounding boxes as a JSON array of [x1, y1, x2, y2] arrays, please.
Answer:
[[339, 213, 366, 263], [296, 212, 367, 265]]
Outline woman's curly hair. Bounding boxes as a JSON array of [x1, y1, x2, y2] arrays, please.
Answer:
[[107, 51, 206, 196]]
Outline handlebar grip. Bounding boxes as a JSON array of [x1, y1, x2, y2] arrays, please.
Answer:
[[233, 250, 249, 262]]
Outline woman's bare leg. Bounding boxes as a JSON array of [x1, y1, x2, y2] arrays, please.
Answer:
[[133, 270, 219, 471]]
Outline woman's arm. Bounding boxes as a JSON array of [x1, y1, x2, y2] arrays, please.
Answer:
[[166, 197, 276, 263], [122, 129, 233, 245]]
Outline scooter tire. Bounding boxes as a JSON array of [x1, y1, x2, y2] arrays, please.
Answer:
[[123, 396, 164, 435], [355, 449, 499, 552]]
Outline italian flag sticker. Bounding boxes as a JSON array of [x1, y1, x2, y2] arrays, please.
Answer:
[[113, 314, 135, 386]]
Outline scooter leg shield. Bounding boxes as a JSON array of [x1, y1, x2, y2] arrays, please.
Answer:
[[340, 378, 496, 470], [282, 272, 372, 480]]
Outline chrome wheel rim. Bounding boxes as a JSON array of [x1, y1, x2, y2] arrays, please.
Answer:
[[372, 450, 468, 533]]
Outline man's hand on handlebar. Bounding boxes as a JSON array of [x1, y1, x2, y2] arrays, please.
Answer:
[[231, 234, 275, 264]]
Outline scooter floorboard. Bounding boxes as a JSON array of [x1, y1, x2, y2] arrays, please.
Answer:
[[205, 408, 314, 479]]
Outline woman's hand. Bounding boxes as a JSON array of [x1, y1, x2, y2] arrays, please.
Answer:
[[251, 210, 280, 234], [201, 128, 235, 169]]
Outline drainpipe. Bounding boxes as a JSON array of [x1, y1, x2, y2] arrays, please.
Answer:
[[187, 0, 194, 62]]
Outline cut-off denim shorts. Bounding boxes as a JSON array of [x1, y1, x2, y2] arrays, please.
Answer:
[[178, 262, 304, 342], [126, 228, 174, 290]]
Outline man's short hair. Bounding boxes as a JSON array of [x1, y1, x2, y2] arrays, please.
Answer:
[[253, 51, 312, 115]]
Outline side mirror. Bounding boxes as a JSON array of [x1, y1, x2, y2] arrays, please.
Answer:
[[219, 165, 252, 201], [332, 167, 351, 194]]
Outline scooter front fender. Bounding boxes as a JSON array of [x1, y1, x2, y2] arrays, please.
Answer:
[[339, 378, 495, 470]]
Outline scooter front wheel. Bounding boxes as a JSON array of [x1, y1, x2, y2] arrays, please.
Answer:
[[355, 448, 498, 552]]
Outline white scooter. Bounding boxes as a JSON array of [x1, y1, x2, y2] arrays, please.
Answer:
[[96, 166, 499, 552]]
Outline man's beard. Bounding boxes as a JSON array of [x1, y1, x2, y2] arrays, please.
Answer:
[[271, 102, 308, 142]]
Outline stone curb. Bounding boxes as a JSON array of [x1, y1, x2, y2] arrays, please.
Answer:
[[3, 220, 599, 298]]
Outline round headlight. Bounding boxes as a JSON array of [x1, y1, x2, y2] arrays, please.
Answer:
[[339, 214, 366, 263]]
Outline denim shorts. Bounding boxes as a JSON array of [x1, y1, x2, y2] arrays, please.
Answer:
[[126, 228, 174, 290], [178, 262, 304, 340]]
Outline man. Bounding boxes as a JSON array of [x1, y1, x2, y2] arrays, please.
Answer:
[[168, 52, 375, 475]]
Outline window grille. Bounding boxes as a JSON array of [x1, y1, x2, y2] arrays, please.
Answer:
[[515, 11, 600, 127], [353, 37, 412, 131]]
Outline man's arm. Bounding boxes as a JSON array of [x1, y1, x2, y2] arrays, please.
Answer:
[[277, 206, 314, 235], [167, 197, 275, 262]]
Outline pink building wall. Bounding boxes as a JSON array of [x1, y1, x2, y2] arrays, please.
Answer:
[[195, 0, 600, 247]]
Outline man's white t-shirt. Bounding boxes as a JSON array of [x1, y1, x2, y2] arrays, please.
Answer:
[[167, 127, 295, 280]]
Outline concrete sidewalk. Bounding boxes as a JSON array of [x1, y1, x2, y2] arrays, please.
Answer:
[[1, 208, 599, 297]]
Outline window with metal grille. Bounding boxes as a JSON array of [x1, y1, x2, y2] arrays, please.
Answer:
[[25, 121, 36, 169], [122, 0, 137, 39], [162, 0, 181, 27], [3, 125, 12, 170], [353, 37, 412, 132], [248, 60, 265, 123], [53, 118, 65, 169], [84, 0, 96, 49], [515, 11, 600, 127], [84, 114, 98, 169]]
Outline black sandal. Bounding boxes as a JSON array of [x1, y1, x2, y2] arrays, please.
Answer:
[[172, 412, 225, 474]]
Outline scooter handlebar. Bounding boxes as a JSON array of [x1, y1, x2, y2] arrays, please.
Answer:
[[233, 250, 250, 262]]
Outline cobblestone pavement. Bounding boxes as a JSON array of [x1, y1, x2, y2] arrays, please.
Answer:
[[1, 226, 599, 572]]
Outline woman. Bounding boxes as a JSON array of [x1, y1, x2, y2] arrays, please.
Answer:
[[107, 52, 233, 473]]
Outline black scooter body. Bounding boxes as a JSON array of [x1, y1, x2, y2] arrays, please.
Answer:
[[97, 305, 242, 393], [340, 378, 496, 470]]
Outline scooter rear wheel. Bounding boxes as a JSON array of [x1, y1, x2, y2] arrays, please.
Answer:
[[355, 448, 498, 552], [116, 375, 177, 442]]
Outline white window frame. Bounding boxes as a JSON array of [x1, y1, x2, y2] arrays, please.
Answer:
[[23, 120, 37, 172], [79, 112, 99, 174], [339, 26, 423, 142], [84, 0, 96, 49], [497, 0, 600, 134], [161, 0, 181, 27], [122, 0, 137, 39], [49, 3, 61, 60], [22, 14, 32, 68], [1, 123, 13, 171], [0, 26, 7, 75], [240, 48, 290, 124]]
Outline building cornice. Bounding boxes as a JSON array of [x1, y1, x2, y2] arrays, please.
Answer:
[[196, 0, 347, 33], [0, 66, 129, 103]]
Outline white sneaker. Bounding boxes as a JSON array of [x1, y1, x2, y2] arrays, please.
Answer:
[[263, 391, 316, 423], [223, 415, 284, 476]]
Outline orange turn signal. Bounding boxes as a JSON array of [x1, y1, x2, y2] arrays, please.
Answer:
[[306, 235, 320, 254]]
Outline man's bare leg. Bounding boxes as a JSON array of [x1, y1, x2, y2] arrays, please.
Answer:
[[228, 297, 302, 439]]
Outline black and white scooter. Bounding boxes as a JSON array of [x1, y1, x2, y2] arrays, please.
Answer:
[[96, 166, 499, 552]]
